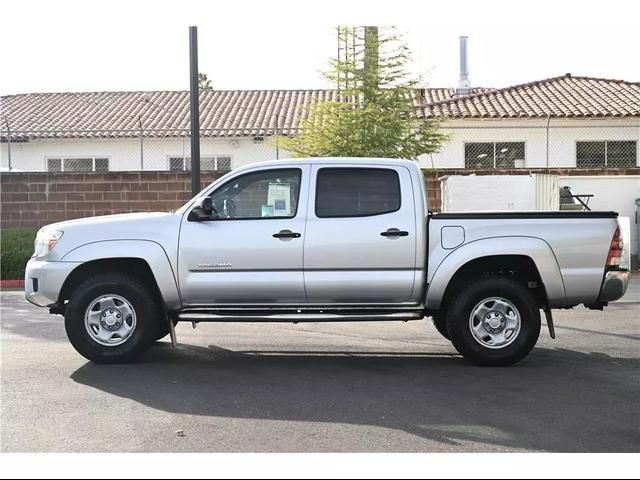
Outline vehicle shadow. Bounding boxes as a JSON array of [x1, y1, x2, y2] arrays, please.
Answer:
[[70, 343, 640, 452]]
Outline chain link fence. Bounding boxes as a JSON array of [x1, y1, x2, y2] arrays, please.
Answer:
[[1, 121, 639, 172]]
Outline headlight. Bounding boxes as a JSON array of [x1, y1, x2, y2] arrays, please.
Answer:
[[33, 230, 64, 258]]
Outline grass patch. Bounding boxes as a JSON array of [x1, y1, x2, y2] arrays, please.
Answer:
[[1, 229, 38, 280]]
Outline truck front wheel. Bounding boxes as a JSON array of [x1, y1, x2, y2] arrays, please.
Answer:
[[431, 314, 450, 340], [64, 273, 161, 363], [446, 276, 541, 366]]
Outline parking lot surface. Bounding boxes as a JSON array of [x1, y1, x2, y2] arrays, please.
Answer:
[[1, 290, 639, 452]]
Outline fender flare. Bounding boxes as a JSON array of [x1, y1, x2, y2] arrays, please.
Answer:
[[425, 236, 567, 310], [60, 239, 181, 309]]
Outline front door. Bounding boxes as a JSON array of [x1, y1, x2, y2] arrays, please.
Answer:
[[303, 164, 418, 304], [178, 166, 309, 305]]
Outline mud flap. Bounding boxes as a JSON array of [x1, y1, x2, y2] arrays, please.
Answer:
[[168, 316, 177, 348], [544, 307, 556, 339]]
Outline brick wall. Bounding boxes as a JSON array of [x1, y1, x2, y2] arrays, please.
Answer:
[[1, 171, 224, 229], [2, 167, 639, 229]]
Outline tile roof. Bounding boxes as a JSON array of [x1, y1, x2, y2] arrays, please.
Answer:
[[0, 88, 487, 140], [1, 90, 336, 139], [1, 75, 638, 141], [420, 74, 640, 119]]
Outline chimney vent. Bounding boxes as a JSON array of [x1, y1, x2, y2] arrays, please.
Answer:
[[456, 36, 471, 96]]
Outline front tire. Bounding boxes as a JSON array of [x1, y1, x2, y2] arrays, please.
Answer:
[[446, 276, 541, 366], [155, 319, 178, 341], [64, 273, 162, 363], [432, 314, 450, 340]]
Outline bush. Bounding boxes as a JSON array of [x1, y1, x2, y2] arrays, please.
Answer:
[[1, 229, 38, 280]]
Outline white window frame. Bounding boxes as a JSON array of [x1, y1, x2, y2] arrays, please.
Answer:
[[463, 141, 527, 169], [575, 140, 639, 167], [45, 156, 110, 172], [167, 155, 232, 172]]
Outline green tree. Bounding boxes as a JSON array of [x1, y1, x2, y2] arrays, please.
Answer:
[[280, 26, 448, 159], [198, 73, 213, 91]]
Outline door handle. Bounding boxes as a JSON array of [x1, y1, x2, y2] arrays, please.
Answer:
[[273, 230, 301, 239], [381, 228, 409, 238]]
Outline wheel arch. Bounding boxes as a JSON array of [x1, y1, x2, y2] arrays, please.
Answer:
[[425, 236, 566, 310], [58, 240, 181, 309]]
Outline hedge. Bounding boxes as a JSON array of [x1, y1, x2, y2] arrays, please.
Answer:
[[1, 229, 38, 280]]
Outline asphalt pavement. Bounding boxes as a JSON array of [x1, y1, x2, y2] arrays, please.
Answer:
[[1, 288, 639, 452]]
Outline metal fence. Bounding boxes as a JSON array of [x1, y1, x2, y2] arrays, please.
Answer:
[[1, 121, 639, 172]]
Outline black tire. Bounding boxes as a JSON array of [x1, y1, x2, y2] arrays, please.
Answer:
[[64, 272, 163, 364], [432, 313, 450, 340], [446, 275, 541, 367]]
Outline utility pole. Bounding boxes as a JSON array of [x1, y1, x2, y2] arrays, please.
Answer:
[[189, 26, 201, 197], [138, 116, 144, 171], [3, 116, 12, 171]]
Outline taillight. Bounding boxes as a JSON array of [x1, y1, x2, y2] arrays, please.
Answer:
[[606, 227, 623, 269]]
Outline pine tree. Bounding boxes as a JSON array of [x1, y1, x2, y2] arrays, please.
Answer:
[[281, 27, 449, 159]]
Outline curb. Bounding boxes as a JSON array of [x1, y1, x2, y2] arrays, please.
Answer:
[[1, 280, 25, 289]]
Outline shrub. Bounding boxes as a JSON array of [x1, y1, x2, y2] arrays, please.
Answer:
[[1, 229, 38, 280]]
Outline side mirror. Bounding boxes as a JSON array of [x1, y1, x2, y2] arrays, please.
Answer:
[[188, 196, 217, 221], [201, 196, 214, 215]]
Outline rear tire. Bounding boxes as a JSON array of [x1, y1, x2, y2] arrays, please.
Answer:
[[64, 273, 162, 363], [446, 275, 541, 366]]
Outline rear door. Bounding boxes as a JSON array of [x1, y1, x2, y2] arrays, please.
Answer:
[[303, 164, 417, 304]]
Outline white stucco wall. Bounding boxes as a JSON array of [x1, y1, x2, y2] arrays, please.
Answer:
[[2, 117, 639, 172], [418, 117, 640, 169], [0, 136, 289, 172]]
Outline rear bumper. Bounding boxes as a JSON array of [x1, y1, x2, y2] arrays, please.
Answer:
[[598, 270, 631, 303], [24, 259, 80, 307]]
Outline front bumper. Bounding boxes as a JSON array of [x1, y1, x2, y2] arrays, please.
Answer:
[[24, 259, 81, 307], [597, 270, 631, 303]]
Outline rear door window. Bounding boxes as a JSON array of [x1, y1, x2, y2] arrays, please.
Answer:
[[315, 168, 401, 218]]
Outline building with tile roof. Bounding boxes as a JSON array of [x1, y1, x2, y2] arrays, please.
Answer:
[[0, 75, 638, 172]]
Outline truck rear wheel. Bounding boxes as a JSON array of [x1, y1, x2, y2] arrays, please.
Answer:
[[446, 276, 541, 366], [64, 273, 161, 363]]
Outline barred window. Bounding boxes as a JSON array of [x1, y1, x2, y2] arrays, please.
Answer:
[[577, 141, 637, 168], [46, 157, 109, 172], [465, 142, 525, 169], [169, 156, 232, 172]]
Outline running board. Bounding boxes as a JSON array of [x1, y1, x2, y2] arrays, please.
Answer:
[[177, 311, 424, 323]]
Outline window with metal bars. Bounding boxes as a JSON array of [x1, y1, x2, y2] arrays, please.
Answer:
[[168, 156, 232, 172], [464, 142, 525, 169], [46, 157, 109, 172], [576, 141, 637, 168]]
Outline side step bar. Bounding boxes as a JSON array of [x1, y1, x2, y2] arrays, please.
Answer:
[[177, 311, 424, 323]]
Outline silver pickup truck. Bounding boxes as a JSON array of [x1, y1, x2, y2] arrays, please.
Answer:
[[25, 158, 631, 366]]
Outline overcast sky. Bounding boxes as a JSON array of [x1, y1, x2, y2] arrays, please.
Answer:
[[1, 0, 639, 96]]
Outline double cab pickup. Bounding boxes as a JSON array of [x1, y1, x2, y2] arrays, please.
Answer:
[[25, 158, 631, 366]]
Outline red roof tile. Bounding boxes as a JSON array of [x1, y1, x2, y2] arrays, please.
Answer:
[[420, 74, 640, 119], [1, 75, 638, 141], [0, 88, 486, 139]]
